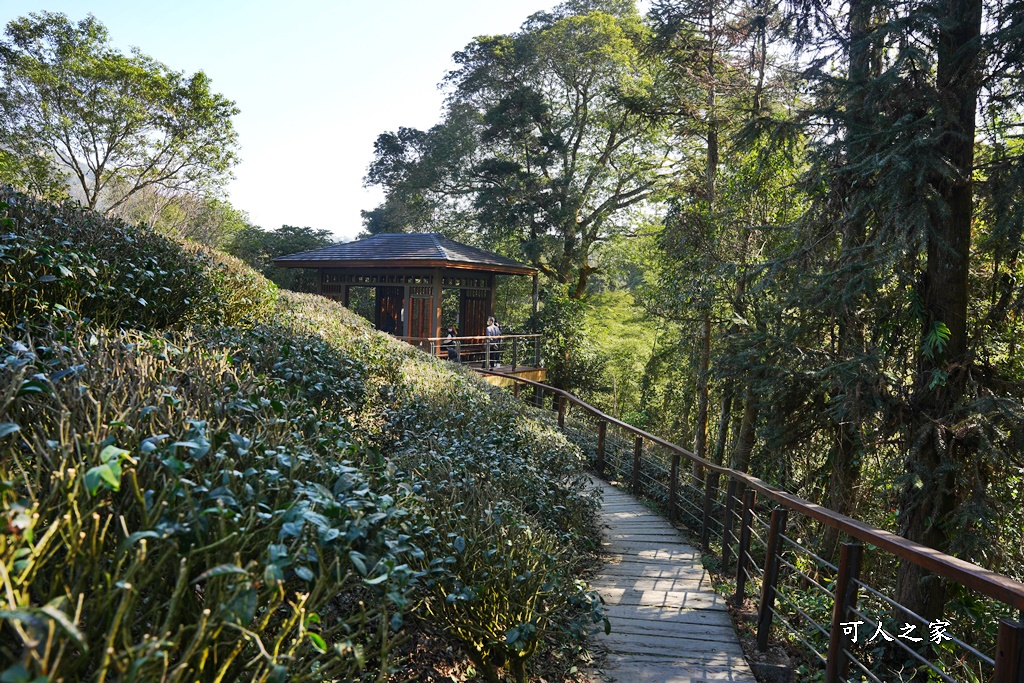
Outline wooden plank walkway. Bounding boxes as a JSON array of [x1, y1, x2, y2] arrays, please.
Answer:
[[588, 477, 757, 683]]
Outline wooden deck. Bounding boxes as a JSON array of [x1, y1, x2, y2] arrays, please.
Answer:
[[588, 477, 757, 683]]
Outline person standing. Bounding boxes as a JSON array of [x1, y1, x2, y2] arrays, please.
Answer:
[[485, 316, 502, 368], [442, 326, 460, 362]]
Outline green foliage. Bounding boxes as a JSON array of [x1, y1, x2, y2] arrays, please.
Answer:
[[583, 289, 663, 422], [0, 186, 601, 681], [532, 285, 608, 394], [111, 188, 250, 250], [228, 224, 335, 293], [181, 242, 278, 325], [0, 149, 66, 202], [0, 188, 276, 329], [416, 491, 602, 683], [0, 12, 238, 212], [0, 326, 417, 681], [379, 342, 603, 682], [365, 1, 672, 297]]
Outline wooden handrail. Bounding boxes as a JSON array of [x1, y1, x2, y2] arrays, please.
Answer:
[[480, 369, 1024, 612], [397, 333, 541, 343]]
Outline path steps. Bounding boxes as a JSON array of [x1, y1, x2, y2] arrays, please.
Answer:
[[587, 476, 757, 683]]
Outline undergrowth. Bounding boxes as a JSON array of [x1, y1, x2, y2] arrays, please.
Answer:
[[0, 188, 602, 682]]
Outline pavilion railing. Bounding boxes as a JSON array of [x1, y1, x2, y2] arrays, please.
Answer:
[[398, 334, 541, 371], [481, 369, 1024, 683]]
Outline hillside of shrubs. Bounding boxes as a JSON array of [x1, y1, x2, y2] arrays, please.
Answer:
[[0, 187, 603, 683]]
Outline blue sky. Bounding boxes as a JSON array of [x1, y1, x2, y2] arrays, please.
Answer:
[[0, 1, 570, 240]]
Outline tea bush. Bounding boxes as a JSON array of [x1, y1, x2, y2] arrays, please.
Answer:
[[0, 187, 602, 681], [0, 189, 276, 330], [415, 485, 603, 683], [0, 328, 420, 681]]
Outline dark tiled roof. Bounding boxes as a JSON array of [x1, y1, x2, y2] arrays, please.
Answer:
[[272, 232, 536, 275]]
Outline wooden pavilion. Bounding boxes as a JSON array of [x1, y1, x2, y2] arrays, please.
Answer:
[[273, 232, 537, 339]]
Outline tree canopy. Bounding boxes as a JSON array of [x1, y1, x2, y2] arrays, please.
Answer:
[[366, 1, 679, 297], [0, 12, 239, 212]]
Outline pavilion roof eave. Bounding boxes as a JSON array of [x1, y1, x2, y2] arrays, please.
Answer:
[[271, 258, 537, 277]]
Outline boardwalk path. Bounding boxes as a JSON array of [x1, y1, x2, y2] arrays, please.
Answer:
[[588, 476, 757, 683]]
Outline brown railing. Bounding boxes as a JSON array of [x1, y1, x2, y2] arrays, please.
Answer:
[[398, 334, 541, 370], [482, 370, 1024, 683]]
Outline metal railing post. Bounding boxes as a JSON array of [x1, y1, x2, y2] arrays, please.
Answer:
[[596, 420, 607, 476], [722, 479, 737, 572], [512, 337, 519, 369], [734, 489, 756, 605], [994, 620, 1024, 683], [668, 451, 680, 523], [824, 542, 863, 683], [533, 336, 540, 367], [557, 394, 565, 429], [701, 471, 719, 550], [632, 436, 643, 494], [757, 508, 789, 651]]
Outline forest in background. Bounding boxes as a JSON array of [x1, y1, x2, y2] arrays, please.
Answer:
[[359, 0, 1024, 631], [1, 0, 1023, 658]]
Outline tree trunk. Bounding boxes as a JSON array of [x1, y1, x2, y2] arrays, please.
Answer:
[[693, 314, 711, 478], [731, 383, 759, 473], [895, 0, 981, 624], [712, 383, 734, 466], [822, 0, 876, 562]]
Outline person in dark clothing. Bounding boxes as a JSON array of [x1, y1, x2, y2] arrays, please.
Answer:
[[485, 316, 502, 368], [442, 326, 460, 362]]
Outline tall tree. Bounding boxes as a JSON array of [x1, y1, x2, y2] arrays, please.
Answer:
[[109, 186, 249, 249], [0, 12, 239, 213], [366, 1, 678, 297], [229, 224, 335, 293], [774, 0, 1022, 619]]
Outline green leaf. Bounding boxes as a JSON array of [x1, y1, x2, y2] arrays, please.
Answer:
[[192, 564, 248, 583], [349, 551, 368, 576], [84, 465, 109, 495], [264, 564, 284, 584], [307, 633, 327, 653], [0, 664, 31, 683], [363, 572, 389, 586], [227, 588, 257, 624], [38, 605, 87, 652], [99, 461, 121, 489], [16, 380, 49, 397], [99, 445, 129, 464]]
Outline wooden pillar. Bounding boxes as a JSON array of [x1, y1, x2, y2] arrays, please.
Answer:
[[994, 619, 1024, 683], [488, 273, 496, 322], [532, 273, 539, 322], [373, 285, 381, 329], [402, 282, 411, 337], [458, 288, 465, 334], [432, 268, 443, 340], [825, 542, 863, 683], [343, 285, 350, 308], [757, 508, 788, 651]]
